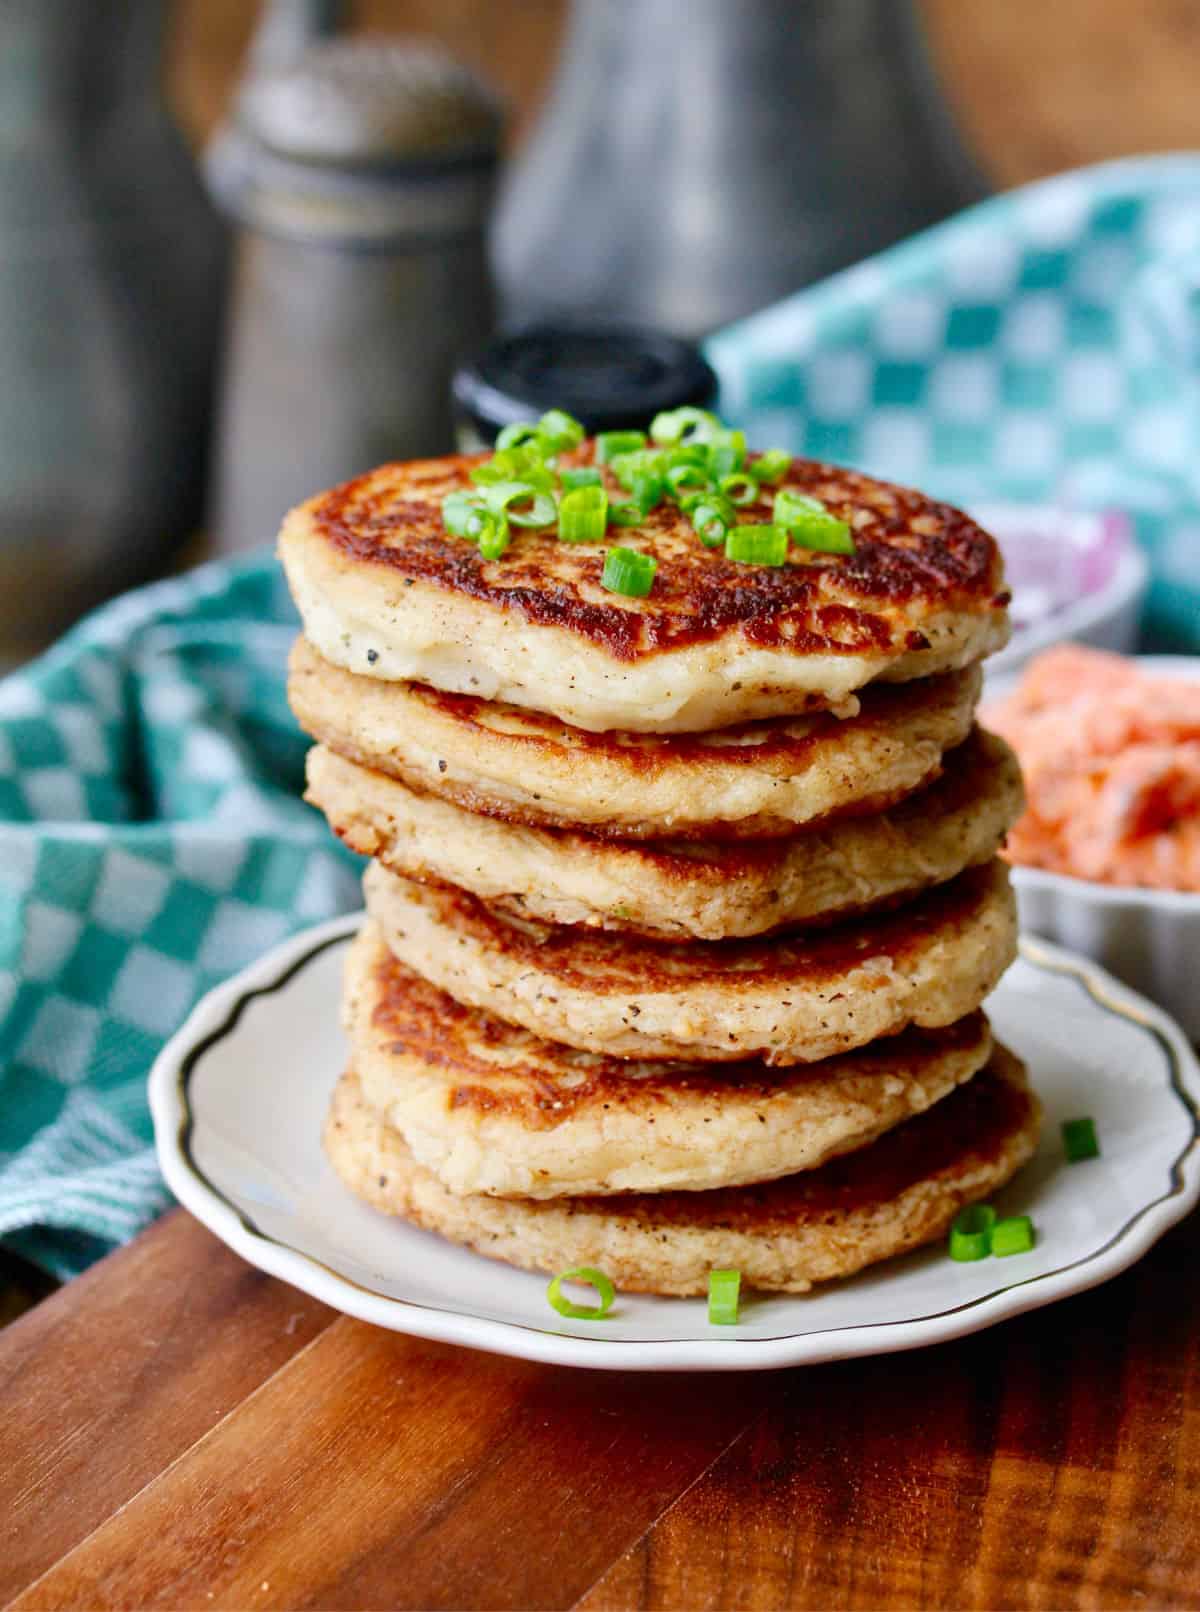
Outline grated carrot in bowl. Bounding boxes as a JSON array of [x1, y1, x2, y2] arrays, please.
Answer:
[[982, 645, 1200, 893]]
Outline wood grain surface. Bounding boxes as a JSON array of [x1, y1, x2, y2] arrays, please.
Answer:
[[3, 1204, 1199, 1610]]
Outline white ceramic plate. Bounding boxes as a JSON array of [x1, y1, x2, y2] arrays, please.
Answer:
[[985, 656, 1200, 1041], [150, 918, 1200, 1372]]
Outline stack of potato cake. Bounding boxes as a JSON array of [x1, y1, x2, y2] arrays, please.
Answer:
[[280, 426, 1041, 1296]]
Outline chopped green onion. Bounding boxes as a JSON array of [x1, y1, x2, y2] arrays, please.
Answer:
[[601, 545, 657, 597], [442, 489, 486, 538], [663, 443, 710, 470], [475, 509, 510, 560], [472, 448, 555, 492], [537, 408, 585, 454], [1061, 1117, 1100, 1163], [596, 429, 647, 463], [609, 502, 644, 527], [708, 1269, 741, 1325], [708, 428, 747, 480], [495, 421, 542, 452], [949, 1203, 996, 1262], [649, 406, 720, 446], [610, 448, 664, 491], [991, 1215, 1036, 1258], [560, 466, 602, 491], [666, 462, 711, 498], [686, 498, 735, 549], [719, 472, 759, 507], [609, 469, 665, 522], [479, 479, 556, 528], [725, 524, 788, 566], [774, 489, 855, 554], [558, 484, 608, 542], [546, 1266, 615, 1320], [751, 449, 791, 484]]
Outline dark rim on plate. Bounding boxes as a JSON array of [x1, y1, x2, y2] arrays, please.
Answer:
[[171, 928, 1199, 1348]]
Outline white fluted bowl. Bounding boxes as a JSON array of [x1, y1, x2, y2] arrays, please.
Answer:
[[987, 655, 1200, 1042]]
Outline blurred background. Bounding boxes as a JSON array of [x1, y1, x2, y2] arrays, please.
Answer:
[[4, 0, 1200, 1323], [171, 1, 1200, 182], [4, 0, 1200, 663]]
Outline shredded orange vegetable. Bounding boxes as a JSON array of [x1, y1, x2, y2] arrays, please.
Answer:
[[983, 645, 1200, 892]]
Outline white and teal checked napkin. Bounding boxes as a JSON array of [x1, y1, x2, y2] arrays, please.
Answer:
[[3, 154, 1199, 1280], [0, 559, 361, 1278], [710, 153, 1200, 649]]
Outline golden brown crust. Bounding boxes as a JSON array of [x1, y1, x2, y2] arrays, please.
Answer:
[[289, 635, 982, 839], [364, 859, 1019, 1065], [343, 922, 995, 1197], [352, 920, 991, 1128], [306, 727, 1024, 939], [324, 1046, 1041, 1293], [300, 447, 1008, 663]]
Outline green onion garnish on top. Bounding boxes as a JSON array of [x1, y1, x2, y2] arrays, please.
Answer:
[[546, 1266, 615, 1320], [475, 508, 511, 560], [479, 479, 556, 528], [991, 1215, 1036, 1258], [649, 406, 720, 446], [751, 448, 791, 484], [1061, 1117, 1100, 1162], [708, 1269, 741, 1325], [494, 421, 542, 452], [774, 489, 855, 554], [439, 406, 858, 578], [471, 447, 555, 493], [949, 1202, 996, 1261], [719, 472, 759, 507], [536, 408, 585, 455], [685, 496, 736, 549], [558, 484, 608, 542], [596, 429, 648, 463], [441, 488, 487, 539], [601, 545, 657, 597], [665, 461, 710, 498], [726, 524, 788, 566], [708, 428, 746, 480]]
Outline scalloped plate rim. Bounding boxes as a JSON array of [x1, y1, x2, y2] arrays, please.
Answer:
[[149, 914, 1200, 1372]]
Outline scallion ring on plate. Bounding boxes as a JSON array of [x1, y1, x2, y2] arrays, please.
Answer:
[[708, 1269, 741, 1325], [948, 1203, 996, 1262], [546, 1266, 616, 1320]]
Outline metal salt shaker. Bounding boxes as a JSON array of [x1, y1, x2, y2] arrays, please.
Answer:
[[206, 38, 503, 553]]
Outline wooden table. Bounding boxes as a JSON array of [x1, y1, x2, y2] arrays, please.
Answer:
[[2, 1206, 1199, 1609]]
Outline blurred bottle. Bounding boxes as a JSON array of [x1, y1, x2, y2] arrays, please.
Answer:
[[494, 0, 985, 338], [0, 0, 225, 661], [206, 30, 503, 554]]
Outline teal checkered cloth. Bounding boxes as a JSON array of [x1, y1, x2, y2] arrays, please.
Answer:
[[0, 558, 361, 1278], [3, 154, 1200, 1280], [709, 153, 1200, 649]]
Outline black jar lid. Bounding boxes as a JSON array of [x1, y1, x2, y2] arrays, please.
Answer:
[[453, 325, 719, 442]]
